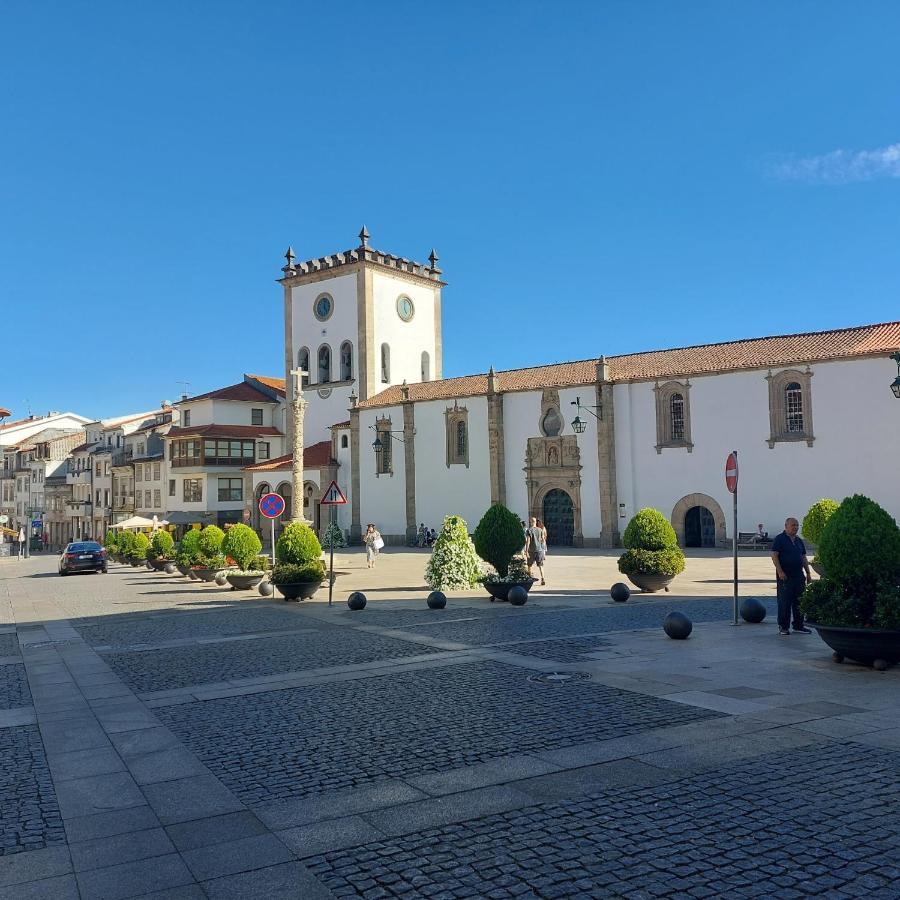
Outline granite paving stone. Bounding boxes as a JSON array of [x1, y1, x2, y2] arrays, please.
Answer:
[[0, 664, 31, 709], [157, 659, 720, 805]]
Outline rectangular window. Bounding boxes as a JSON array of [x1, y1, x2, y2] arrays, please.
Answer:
[[183, 410, 191, 427], [95, 463, 101, 476], [217, 477, 243, 502], [169, 479, 175, 497], [258, 442, 270, 460], [377, 429, 392, 475], [145, 490, 152, 507], [172, 440, 201, 464], [201, 439, 255, 464], [183, 479, 202, 503], [135, 467, 141, 482], [153, 462, 160, 481], [96, 489, 101, 505], [153, 489, 161, 508], [251, 408, 263, 426]]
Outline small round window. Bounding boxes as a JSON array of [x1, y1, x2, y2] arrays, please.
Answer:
[[396, 295, 415, 322], [313, 293, 334, 322]]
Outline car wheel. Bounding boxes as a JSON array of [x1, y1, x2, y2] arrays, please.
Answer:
[[101, 568, 108, 574], [59, 570, 67, 576]]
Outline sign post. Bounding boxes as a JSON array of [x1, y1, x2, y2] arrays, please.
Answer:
[[725, 450, 739, 625], [320, 480, 348, 607], [258, 492, 286, 568]]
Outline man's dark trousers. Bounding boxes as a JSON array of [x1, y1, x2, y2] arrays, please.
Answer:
[[777, 575, 806, 631]]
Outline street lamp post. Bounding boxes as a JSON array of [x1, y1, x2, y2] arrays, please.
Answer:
[[289, 367, 310, 524], [569, 396, 602, 433]]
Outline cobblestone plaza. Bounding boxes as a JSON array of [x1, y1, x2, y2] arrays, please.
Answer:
[[2, 549, 900, 898]]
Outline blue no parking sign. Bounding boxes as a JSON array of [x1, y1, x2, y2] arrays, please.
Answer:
[[258, 493, 285, 519]]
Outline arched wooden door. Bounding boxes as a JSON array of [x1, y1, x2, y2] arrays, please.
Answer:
[[542, 489, 574, 546], [684, 505, 716, 548]]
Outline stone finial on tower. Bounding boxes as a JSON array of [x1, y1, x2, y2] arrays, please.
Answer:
[[428, 248, 441, 274], [400, 379, 410, 401], [596, 355, 610, 383], [358, 225, 369, 249], [283, 246, 296, 273], [348, 389, 358, 409], [487, 365, 501, 394]]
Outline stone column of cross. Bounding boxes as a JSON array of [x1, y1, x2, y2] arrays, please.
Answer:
[[289, 368, 310, 524]]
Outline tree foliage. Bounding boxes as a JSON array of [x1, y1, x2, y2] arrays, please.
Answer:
[[473, 504, 525, 578], [801, 499, 839, 548], [150, 530, 174, 558], [132, 532, 150, 560], [221, 524, 263, 572], [425, 515, 482, 590], [622, 508, 678, 551], [321, 521, 346, 550], [198, 525, 225, 557], [276, 522, 322, 565]]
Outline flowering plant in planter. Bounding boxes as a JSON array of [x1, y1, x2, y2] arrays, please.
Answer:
[[425, 515, 482, 590]]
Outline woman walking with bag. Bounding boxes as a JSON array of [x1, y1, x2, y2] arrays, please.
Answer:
[[365, 523, 384, 568]]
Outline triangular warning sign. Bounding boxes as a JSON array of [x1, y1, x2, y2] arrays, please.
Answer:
[[320, 480, 347, 505]]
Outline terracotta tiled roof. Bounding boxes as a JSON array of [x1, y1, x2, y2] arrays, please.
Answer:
[[70, 441, 100, 454], [165, 424, 282, 439], [243, 441, 333, 472], [246, 374, 286, 397], [356, 321, 900, 409], [330, 420, 351, 430], [0, 415, 38, 432], [180, 382, 279, 404]]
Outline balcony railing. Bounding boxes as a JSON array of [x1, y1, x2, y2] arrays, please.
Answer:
[[111, 450, 133, 467]]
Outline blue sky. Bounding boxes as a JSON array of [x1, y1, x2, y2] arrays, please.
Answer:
[[2, 1, 899, 420]]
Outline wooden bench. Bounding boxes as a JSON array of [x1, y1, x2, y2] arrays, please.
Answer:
[[737, 532, 773, 550]]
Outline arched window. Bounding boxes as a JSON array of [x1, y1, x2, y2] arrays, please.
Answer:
[[669, 393, 684, 441], [381, 343, 390, 383], [456, 420, 467, 458], [421, 351, 431, 382], [340, 342, 353, 381], [298, 348, 310, 388], [318, 344, 331, 384], [785, 382, 803, 433]]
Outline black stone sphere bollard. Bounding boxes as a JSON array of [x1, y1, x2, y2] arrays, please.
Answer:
[[426, 591, 447, 610], [258, 580, 274, 597], [348, 591, 367, 611], [739, 597, 766, 624], [164, 563, 177, 575], [508, 585, 528, 606], [610, 582, 631, 603], [215, 572, 228, 586], [663, 611, 692, 639]]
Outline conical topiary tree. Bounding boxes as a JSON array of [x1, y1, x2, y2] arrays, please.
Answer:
[[425, 515, 482, 590], [473, 503, 525, 577], [321, 521, 346, 550]]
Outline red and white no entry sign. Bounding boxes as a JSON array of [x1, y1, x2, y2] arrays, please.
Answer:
[[725, 452, 739, 494]]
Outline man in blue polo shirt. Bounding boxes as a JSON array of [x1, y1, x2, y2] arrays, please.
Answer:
[[771, 517, 813, 636]]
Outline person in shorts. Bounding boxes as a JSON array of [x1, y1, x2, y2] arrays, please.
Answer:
[[525, 516, 546, 585]]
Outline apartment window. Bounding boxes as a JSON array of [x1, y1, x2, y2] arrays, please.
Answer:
[[95, 463, 101, 476], [153, 489, 161, 508], [104, 489, 110, 507], [171, 440, 201, 464], [153, 462, 161, 481], [169, 479, 175, 497], [251, 408, 264, 426], [135, 467, 142, 483], [137, 443, 145, 456], [258, 442, 270, 460], [203, 439, 255, 463], [217, 477, 243, 502], [96, 489, 101, 505], [183, 410, 191, 427], [653, 380, 693, 453], [766, 368, 815, 448], [183, 479, 202, 502]]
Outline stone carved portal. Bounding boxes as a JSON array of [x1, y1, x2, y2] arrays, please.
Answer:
[[524, 389, 583, 547]]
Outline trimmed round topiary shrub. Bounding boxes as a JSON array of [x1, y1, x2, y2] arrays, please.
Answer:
[[222, 524, 263, 572], [817, 494, 900, 604], [276, 522, 322, 565], [177, 529, 201, 566], [104, 530, 118, 553], [623, 508, 678, 551], [473, 504, 525, 578], [132, 532, 150, 561], [198, 525, 225, 558], [150, 530, 174, 559], [117, 530, 136, 557], [425, 515, 482, 591], [802, 499, 839, 549]]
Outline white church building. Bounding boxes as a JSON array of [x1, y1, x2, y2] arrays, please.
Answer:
[[246, 229, 900, 549]]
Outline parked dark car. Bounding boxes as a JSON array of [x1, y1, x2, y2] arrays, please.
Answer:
[[59, 541, 107, 575]]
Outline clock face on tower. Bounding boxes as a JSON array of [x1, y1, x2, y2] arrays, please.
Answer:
[[313, 293, 333, 322], [396, 295, 415, 322]]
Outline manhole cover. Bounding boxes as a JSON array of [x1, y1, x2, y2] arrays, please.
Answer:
[[528, 671, 591, 685]]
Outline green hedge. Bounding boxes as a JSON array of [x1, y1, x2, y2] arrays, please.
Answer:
[[617, 548, 686, 577], [271, 561, 326, 584]]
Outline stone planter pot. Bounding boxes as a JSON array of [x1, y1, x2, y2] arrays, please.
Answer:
[[129, 557, 145, 568], [484, 578, 537, 602], [810, 559, 825, 577], [273, 581, 322, 601], [626, 573, 674, 593], [226, 573, 265, 591], [191, 567, 221, 583], [176, 563, 192, 577], [810, 623, 900, 670], [148, 558, 169, 571]]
